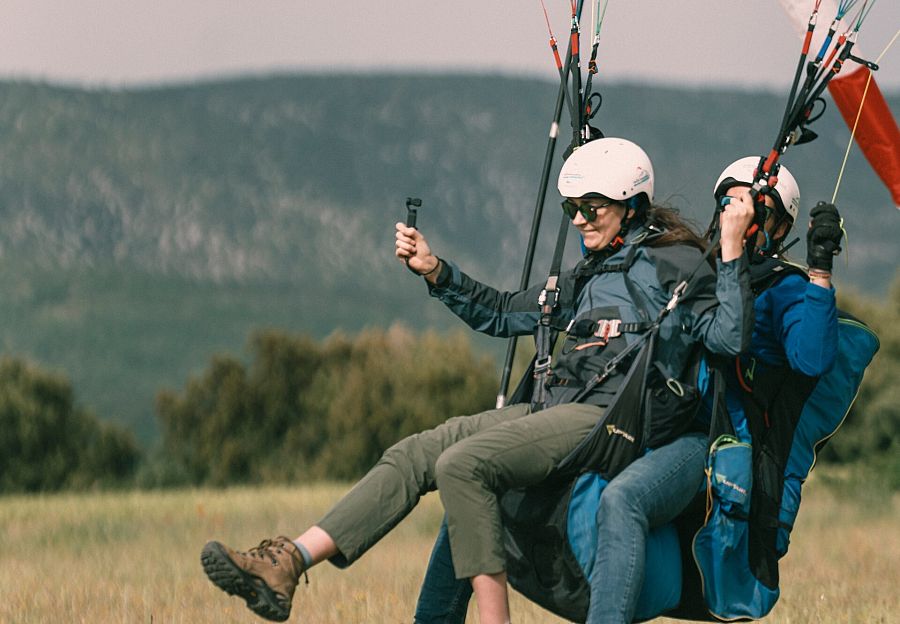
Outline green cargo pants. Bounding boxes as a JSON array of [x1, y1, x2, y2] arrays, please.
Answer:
[[317, 401, 604, 579]]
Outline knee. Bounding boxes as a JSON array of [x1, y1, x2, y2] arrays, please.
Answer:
[[434, 445, 481, 490], [380, 432, 426, 470], [597, 479, 644, 526]]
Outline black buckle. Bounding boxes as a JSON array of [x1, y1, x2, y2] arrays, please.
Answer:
[[533, 355, 552, 375]]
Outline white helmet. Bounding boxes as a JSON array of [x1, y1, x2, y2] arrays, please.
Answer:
[[713, 157, 800, 222], [557, 138, 654, 205]]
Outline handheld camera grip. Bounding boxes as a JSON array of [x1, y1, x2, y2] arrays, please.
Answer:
[[406, 197, 422, 229]]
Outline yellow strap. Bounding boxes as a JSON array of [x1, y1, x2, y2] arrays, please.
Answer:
[[704, 467, 713, 525]]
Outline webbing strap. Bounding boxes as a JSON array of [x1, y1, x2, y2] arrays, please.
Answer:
[[662, 230, 720, 319], [536, 225, 720, 408], [548, 211, 571, 284], [708, 358, 735, 441], [570, 230, 720, 403], [532, 213, 572, 410]]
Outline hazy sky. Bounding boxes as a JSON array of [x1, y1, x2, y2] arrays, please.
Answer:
[[0, 1, 897, 89]]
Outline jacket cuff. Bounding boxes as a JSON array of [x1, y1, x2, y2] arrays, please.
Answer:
[[432, 257, 452, 288], [716, 253, 748, 274], [426, 257, 455, 294], [805, 280, 836, 299]]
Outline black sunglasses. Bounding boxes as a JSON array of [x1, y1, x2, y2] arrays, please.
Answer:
[[561, 198, 616, 222]]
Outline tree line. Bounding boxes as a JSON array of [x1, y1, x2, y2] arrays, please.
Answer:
[[0, 358, 139, 492], [154, 326, 498, 485], [1, 278, 897, 493]]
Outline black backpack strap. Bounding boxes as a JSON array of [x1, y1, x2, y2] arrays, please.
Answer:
[[619, 244, 653, 323]]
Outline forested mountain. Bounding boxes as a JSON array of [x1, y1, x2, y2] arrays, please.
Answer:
[[0, 74, 895, 441]]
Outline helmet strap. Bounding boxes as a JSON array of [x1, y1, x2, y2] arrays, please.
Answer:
[[609, 199, 640, 252], [598, 195, 648, 254], [607, 232, 626, 252], [620, 195, 648, 229], [763, 210, 794, 256]]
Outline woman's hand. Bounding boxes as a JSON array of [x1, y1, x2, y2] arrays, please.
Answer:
[[718, 188, 756, 262], [395, 222, 441, 280]]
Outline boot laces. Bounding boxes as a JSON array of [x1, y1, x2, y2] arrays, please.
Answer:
[[246, 537, 309, 584]]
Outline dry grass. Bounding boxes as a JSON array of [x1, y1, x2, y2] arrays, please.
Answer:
[[0, 476, 896, 623]]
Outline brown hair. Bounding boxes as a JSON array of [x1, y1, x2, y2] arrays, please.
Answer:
[[643, 205, 709, 253]]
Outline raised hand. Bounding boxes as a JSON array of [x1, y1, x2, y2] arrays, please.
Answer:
[[395, 222, 440, 278], [806, 202, 843, 273]]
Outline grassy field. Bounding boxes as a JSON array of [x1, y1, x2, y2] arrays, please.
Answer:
[[0, 477, 896, 623]]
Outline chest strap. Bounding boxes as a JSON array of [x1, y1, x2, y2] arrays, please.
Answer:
[[564, 317, 655, 337]]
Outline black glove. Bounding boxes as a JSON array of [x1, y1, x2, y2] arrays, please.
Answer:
[[806, 201, 843, 272]]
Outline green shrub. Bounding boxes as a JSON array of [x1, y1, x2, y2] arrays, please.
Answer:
[[156, 325, 498, 485], [0, 357, 140, 492]]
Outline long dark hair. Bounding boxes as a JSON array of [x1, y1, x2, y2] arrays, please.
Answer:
[[643, 204, 708, 253]]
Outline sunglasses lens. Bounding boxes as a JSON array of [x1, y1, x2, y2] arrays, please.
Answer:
[[561, 199, 606, 221], [561, 200, 578, 220]]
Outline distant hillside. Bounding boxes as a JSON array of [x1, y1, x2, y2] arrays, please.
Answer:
[[0, 74, 896, 442], [0, 75, 896, 289]]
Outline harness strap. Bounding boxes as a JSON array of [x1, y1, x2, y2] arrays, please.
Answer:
[[537, 225, 718, 410], [581, 260, 629, 274], [748, 255, 808, 295], [533, 227, 650, 409], [532, 213, 573, 410], [569, 229, 719, 404], [562, 316, 654, 336], [572, 231, 648, 279]]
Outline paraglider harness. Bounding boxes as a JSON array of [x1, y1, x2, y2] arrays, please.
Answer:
[[526, 212, 714, 457], [496, 1, 883, 620], [703, 259, 821, 592], [500, 252, 879, 623], [671, 256, 880, 622], [498, 217, 720, 621]]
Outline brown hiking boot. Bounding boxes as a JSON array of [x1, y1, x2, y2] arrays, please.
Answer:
[[201, 536, 306, 622]]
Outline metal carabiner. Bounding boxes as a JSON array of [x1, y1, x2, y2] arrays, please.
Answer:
[[666, 378, 685, 397]]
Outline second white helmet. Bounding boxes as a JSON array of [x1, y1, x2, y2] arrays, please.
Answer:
[[713, 157, 800, 222], [557, 138, 654, 205]]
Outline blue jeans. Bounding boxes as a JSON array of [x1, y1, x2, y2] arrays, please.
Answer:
[[414, 519, 471, 624], [587, 432, 707, 624], [413, 433, 707, 624]]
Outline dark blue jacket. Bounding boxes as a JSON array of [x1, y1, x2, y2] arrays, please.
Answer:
[[747, 273, 837, 376], [721, 272, 838, 441]]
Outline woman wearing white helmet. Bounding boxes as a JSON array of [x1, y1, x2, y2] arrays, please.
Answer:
[[202, 138, 757, 624], [580, 159, 843, 624], [712, 156, 802, 255]]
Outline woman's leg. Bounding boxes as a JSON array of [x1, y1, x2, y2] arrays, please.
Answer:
[[586, 432, 707, 624], [202, 404, 530, 621], [292, 526, 338, 564], [414, 520, 472, 624], [316, 403, 529, 567], [472, 572, 511, 624], [435, 402, 604, 579]]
